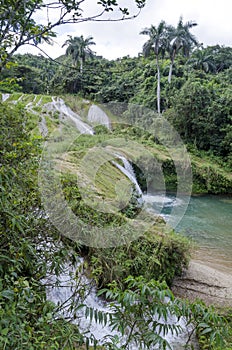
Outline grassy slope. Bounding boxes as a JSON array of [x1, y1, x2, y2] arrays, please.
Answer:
[[62, 94, 232, 194], [2, 92, 231, 196]]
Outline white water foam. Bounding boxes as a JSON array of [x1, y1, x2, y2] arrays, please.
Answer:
[[113, 154, 143, 206], [1, 93, 10, 102], [44, 97, 94, 134], [87, 104, 111, 129], [39, 97, 195, 348], [46, 260, 194, 349]]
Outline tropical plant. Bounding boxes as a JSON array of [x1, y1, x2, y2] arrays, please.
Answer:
[[92, 276, 228, 350], [62, 35, 96, 73], [167, 16, 198, 83], [190, 45, 232, 73], [97, 276, 184, 349], [0, 101, 87, 349], [165, 74, 232, 161], [140, 21, 169, 114], [187, 48, 216, 73], [0, 0, 146, 70]]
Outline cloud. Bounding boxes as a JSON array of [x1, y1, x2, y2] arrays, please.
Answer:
[[18, 0, 232, 59]]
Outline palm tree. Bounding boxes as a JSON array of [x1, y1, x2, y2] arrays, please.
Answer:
[[140, 21, 169, 114], [62, 35, 96, 73], [167, 16, 198, 83], [187, 49, 216, 73]]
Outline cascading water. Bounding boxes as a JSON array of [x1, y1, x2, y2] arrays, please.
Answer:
[[44, 152, 196, 348], [33, 100, 196, 348], [44, 97, 94, 135], [1, 93, 10, 102], [39, 102, 198, 348], [112, 154, 143, 206], [46, 259, 195, 350], [45, 259, 119, 342], [87, 104, 111, 129]]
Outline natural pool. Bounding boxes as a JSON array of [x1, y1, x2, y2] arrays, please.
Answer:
[[144, 194, 232, 272]]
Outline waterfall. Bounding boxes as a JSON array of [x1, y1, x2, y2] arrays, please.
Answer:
[[113, 154, 143, 206], [87, 104, 111, 129], [45, 260, 193, 350], [36, 97, 196, 348], [45, 259, 118, 342], [39, 116, 48, 137], [44, 97, 94, 135], [1, 93, 10, 102]]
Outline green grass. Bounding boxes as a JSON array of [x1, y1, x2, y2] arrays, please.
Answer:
[[20, 93, 35, 104], [41, 95, 53, 104], [62, 94, 91, 121], [2, 92, 231, 194], [7, 92, 22, 101]]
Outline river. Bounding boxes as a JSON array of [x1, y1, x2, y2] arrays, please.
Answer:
[[144, 194, 232, 273]]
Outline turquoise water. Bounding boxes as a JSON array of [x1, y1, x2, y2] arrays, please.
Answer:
[[144, 194, 232, 271]]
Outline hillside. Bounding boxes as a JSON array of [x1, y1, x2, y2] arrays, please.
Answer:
[[1, 93, 232, 349], [1, 5, 232, 349], [2, 92, 231, 195]]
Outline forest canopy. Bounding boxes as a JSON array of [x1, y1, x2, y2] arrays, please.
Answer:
[[0, 0, 146, 70], [2, 39, 231, 164]]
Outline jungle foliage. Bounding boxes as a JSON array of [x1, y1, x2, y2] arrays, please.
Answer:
[[0, 102, 89, 349], [1, 97, 231, 349], [0, 0, 146, 71], [0, 12, 232, 349], [2, 43, 231, 168]]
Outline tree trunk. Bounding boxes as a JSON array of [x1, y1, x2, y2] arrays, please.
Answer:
[[168, 61, 173, 84], [80, 58, 83, 74], [79, 58, 83, 92], [73, 78, 78, 93], [156, 55, 161, 115], [168, 52, 175, 84]]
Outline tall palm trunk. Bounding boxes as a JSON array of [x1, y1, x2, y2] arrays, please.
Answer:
[[80, 57, 83, 74], [168, 50, 176, 84], [79, 57, 84, 92], [156, 55, 161, 115], [168, 58, 173, 84]]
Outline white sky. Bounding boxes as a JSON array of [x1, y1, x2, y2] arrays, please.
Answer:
[[18, 0, 232, 60]]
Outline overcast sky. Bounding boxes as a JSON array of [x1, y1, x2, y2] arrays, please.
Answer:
[[19, 0, 232, 60]]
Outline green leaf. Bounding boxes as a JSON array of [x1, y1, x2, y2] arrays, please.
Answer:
[[200, 327, 213, 335], [1, 289, 15, 300], [1, 328, 9, 336]]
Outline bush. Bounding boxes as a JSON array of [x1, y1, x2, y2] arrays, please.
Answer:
[[87, 222, 191, 289]]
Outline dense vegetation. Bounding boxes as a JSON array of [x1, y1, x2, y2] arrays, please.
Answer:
[[0, 6, 232, 349], [0, 96, 231, 349], [0, 102, 87, 349], [1, 43, 231, 169]]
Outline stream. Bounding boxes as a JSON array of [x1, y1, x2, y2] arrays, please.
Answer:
[[46, 259, 195, 350], [3, 94, 229, 348], [35, 98, 230, 348], [144, 193, 232, 273], [44, 157, 197, 349]]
